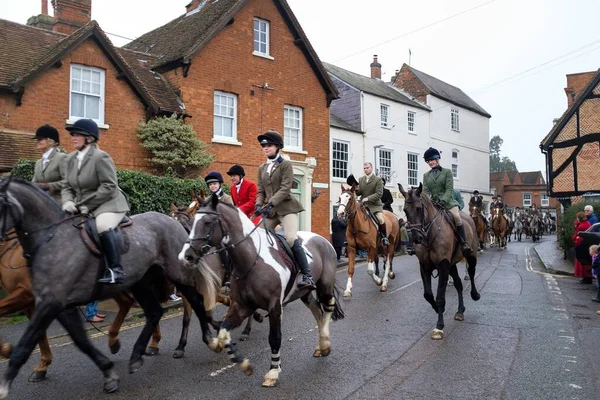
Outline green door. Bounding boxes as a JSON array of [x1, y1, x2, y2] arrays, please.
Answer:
[[292, 177, 303, 230]]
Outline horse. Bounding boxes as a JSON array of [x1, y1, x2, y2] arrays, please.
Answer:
[[513, 216, 524, 242], [528, 215, 541, 242], [179, 194, 344, 387], [505, 214, 514, 243], [336, 184, 400, 296], [398, 183, 481, 340], [468, 205, 486, 252], [491, 207, 508, 249], [0, 177, 218, 398]]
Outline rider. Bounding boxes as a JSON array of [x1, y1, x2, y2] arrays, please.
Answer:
[[204, 171, 233, 205], [227, 164, 258, 218], [468, 190, 488, 228], [31, 124, 66, 205], [346, 162, 390, 246], [255, 129, 315, 291], [421, 147, 472, 257], [61, 119, 130, 284], [529, 203, 540, 218]]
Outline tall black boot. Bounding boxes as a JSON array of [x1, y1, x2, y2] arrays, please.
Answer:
[[98, 228, 125, 284], [291, 239, 316, 291], [379, 223, 390, 246], [457, 225, 472, 257]]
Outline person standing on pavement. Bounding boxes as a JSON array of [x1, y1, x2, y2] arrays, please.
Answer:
[[204, 171, 233, 205], [573, 211, 593, 284], [381, 178, 394, 213], [227, 164, 257, 218], [331, 215, 347, 262], [398, 218, 409, 255], [584, 205, 599, 225], [31, 124, 67, 204], [590, 245, 600, 302]]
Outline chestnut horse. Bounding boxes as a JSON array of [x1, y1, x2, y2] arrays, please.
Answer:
[[468, 205, 487, 253], [337, 184, 400, 296], [491, 207, 508, 249]]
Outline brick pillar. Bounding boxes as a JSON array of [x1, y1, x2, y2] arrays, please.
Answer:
[[51, 0, 92, 35]]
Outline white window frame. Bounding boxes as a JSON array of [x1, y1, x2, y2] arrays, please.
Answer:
[[332, 140, 349, 180], [253, 18, 272, 59], [69, 64, 105, 125], [407, 110, 416, 134], [407, 152, 419, 187], [376, 148, 393, 184], [284, 105, 303, 151], [541, 193, 549, 207], [451, 107, 460, 132], [213, 91, 238, 141], [451, 149, 459, 179], [380, 104, 390, 128], [523, 193, 532, 207]]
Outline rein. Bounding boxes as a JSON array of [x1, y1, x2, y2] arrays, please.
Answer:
[[404, 198, 442, 249]]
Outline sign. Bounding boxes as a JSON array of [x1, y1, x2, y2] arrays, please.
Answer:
[[313, 182, 329, 189]]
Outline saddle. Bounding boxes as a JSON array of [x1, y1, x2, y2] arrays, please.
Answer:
[[268, 229, 298, 274], [76, 216, 133, 256]]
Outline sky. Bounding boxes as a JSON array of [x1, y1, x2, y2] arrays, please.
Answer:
[[2, 0, 599, 176]]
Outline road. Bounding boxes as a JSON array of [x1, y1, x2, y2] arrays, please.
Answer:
[[0, 237, 599, 399]]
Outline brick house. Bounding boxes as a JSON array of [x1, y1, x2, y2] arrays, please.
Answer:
[[0, 0, 337, 237], [489, 170, 558, 213]]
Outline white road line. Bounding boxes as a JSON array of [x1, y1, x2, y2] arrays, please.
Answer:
[[389, 279, 421, 294]]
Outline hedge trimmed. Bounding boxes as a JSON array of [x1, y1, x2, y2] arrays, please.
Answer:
[[557, 201, 600, 251], [10, 159, 229, 215]]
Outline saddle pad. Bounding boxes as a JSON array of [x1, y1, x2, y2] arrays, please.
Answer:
[[269, 230, 296, 274]]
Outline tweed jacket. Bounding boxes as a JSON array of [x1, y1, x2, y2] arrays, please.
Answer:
[[256, 157, 303, 216], [32, 148, 67, 204], [217, 191, 233, 206], [453, 189, 464, 210], [422, 167, 458, 210], [356, 174, 384, 213], [61, 145, 129, 215], [231, 178, 258, 218]]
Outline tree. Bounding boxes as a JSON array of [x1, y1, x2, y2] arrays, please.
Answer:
[[489, 135, 517, 172], [137, 114, 214, 178]]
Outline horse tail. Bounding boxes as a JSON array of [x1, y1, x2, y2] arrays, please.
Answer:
[[330, 285, 345, 321], [193, 257, 223, 311]]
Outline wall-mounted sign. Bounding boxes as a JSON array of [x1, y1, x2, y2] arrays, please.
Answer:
[[313, 182, 329, 189]]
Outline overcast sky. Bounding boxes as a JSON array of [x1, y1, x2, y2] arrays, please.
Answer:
[[2, 0, 599, 176]]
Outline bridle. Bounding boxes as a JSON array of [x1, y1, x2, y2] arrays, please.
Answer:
[[171, 210, 194, 233], [404, 196, 442, 248]]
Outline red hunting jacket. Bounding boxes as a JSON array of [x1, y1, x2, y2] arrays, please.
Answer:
[[231, 178, 258, 218]]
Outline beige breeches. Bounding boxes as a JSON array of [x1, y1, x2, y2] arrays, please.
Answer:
[[448, 206, 463, 226], [265, 213, 299, 246], [96, 212, 127, 233], [374, 211, 385, 225]]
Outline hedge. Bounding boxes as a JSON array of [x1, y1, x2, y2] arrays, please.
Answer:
[[10, 159, 229, 215], [557, 201, 600, 251]]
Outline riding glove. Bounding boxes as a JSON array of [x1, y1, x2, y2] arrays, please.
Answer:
[[62, 201, 78, 214], [361, 197, 369, 204], [261, 203, 275, 218], [255, 204, 263, 216], [79, 205, 89, 215]]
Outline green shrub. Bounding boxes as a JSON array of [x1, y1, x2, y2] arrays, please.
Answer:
[[557, 201, 600, 251], [10, 159, 35, 180]]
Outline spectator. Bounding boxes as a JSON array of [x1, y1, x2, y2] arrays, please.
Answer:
[[381, 178, 394, 213], [398, 218, 409, 255], [591, 245, 600, 302], [453, 189, 464, 211], [331, 215, 347, 262], [85, 301, 105, 323], [584, 205, 599, 225], [573, 211, 593, 284]]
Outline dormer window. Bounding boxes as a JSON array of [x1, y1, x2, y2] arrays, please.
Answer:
[[253, 18, 272, 59]]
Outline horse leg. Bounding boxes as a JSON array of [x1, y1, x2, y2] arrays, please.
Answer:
[[367, 249, 382, 286], [173, 296, 193, 358], [466, 256, 481, 301], [344, 246, 356, 297], [24, 308, 52, 383], [212, 302, 254, 375], [145, 324, 161, 356], [262, 302, 283, 387], [176, 284, 215, 347], [107, 292, 134, 355], [432, 261, 450, 340], [420, 265, 437, 312], [0, 285, 35, 361], [301, 293, 327, 357], [374, 256, 380, 277], [448, 265, 465, 321], [380, 253, 392, 292], [128, 283, 164, 374]]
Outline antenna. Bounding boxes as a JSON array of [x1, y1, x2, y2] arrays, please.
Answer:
[[409, 48, 412, 66]]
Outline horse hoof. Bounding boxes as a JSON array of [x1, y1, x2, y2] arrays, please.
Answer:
[[471, 292, 481, 301], [454, 313, 465, 321], [343, 290, 352, 297], [431, 329, 444, 340], [367, 269, 374, 276], [129, 358, 144, 374], [103, 377, 119, 394], [0, 344, 12, 359], [109, 340, 121, 355], [388, 271, 396, 280], [208, 338, 223, 353], [318, 347, 331, 357], [145, 347, 159, 356], [239, 333, 250, 341], [173, 350, 185, 359], [28, 370, 47, 382], [464, 275, 470, 281], [253, 313, 264, 323], [380, 285, 388, 292], [448, 280, 454, 286], [262, 378, 278, 387], [262, 368, 279, 387], [375, 279, 383, 286], [240, 359, 253, 376]]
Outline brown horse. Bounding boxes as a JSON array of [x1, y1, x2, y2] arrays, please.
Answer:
[[399, 183, 481, 340], [337, 184, 400, 296], [491, 207, 508, 249], [469, 205, 487, 252]]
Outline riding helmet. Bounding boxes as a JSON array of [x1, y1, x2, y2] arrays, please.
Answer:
[[204, 171, 224, 184], [66, 118, 99, 141], [257, 129, 284, 148], [34, 124, 60, 143], [227, 164, 245, 177], [473, 190, 479, 195], [423, 147, 441, 161]]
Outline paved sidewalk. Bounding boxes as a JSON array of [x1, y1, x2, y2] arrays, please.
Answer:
[[533, 238, 574, 276]]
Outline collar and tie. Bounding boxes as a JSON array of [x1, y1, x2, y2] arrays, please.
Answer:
[[42, 148, 54, 169], [266, 155, 283, 175], [76, 146, 91, 170]]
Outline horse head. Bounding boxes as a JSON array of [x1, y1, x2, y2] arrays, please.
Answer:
[[398, 183, 428, 245], [337, 184, 358, 218], [469, 204, 480, 220]]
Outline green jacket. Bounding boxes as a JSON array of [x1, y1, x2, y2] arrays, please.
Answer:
[[32, 148, 67, 205], [422, 167, 458, 210], [256, 158, 304, 216], [356, 175, 383, 213], [453, 189, 464, 210]]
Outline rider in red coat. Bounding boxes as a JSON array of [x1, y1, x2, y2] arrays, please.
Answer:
[[227, 164, 258, 219]]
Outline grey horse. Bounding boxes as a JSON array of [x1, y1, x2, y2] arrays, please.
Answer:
[[0, 178, 217, 398]]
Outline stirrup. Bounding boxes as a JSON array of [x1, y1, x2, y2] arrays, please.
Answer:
[[297, 275, 315, 290], [98, 268, 124, 284]]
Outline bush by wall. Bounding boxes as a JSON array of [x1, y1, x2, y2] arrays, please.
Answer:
[[557, 201, 600, 251]]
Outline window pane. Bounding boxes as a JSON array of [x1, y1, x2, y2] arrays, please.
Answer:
[[91, 71, 101, 83], [71, 93, 85, 117], [82, 81, 91, 93], [85, 96, 100, 119], [82, 69, 91, 81], [254, 19, 259, 30], [91, 82, 101, 95], [214, 116, 222, 136], [72, 67, 81, 80], [71, 78, 81, 92], [223, 118, 233, 137]]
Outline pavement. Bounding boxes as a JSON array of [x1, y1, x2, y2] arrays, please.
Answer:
[[532, 236, 575, 276]]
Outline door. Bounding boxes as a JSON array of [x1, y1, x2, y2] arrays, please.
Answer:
[[292, 177, 303, 230]]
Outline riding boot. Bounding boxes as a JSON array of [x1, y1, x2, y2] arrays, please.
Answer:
[[291, 239, 316, 291], [98, 228, 125, 284], [379, 223, 390, 246], [457, 225, 472, 257]]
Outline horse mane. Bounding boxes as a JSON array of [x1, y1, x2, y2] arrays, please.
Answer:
[[3, 177, 62, 213]]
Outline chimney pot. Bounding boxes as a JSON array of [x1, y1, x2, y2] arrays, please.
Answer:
[[370, 55, 382, 80], [42, 0, 48, 15], [51, 0, 92, 35]]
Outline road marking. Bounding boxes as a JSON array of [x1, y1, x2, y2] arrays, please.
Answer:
[[389, 279, 421, 294]]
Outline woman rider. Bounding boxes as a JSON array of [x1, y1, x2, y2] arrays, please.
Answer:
[[204, 171, 233, 205], [422, 147, 472, 257], [31, 124, 66, 204], [255, 129, 315, 290], [61, 119, 130, 284]]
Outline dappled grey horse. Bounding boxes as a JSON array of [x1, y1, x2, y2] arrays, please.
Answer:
[[0, 178, 217, 398]]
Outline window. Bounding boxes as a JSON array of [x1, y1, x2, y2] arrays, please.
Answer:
[[407, 152, 419, 187], [523, 193, 532, 207], [284, 105, 302, 150], [332, 140, 349, 179], [376, 148, 392, 183], [70, 64, 105, 124], [253, 18, 270, 56], [451, 149, 459, 178], [451, 107, 460, 131], [213, 91, 237, 139], [380, 104, 389, 128], [541, 193, 549, 207], [407, 111, 415, 133]]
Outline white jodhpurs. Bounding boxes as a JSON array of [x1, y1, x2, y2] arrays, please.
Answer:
[[96, 212, 127, 233]]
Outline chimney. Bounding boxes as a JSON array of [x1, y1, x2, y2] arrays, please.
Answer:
[[564, 71, 596, 108], [51, 0, 92, 35], [186, 0, 200, 13], [26, 0, 54, 30], [370, 55, 382, 80]]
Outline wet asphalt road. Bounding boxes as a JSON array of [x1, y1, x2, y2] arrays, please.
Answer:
[[0, 236, 599, 400]]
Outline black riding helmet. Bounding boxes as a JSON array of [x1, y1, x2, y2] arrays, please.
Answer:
[[227, 164, 245, 177], [34, 124, 60, 143], [204, 171, 224, 184], [257, 129, 284, 148], [66, 118, 99, 141], [423, 147, 441, 161]]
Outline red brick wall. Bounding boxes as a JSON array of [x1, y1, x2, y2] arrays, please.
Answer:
[[502, 187, 559, 209], [1, 38, 149, 170], [565, 71, 596, 108], [175, 0, 331, 238], [52, 0, 92, 34], [392, 64, 429, 103]]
